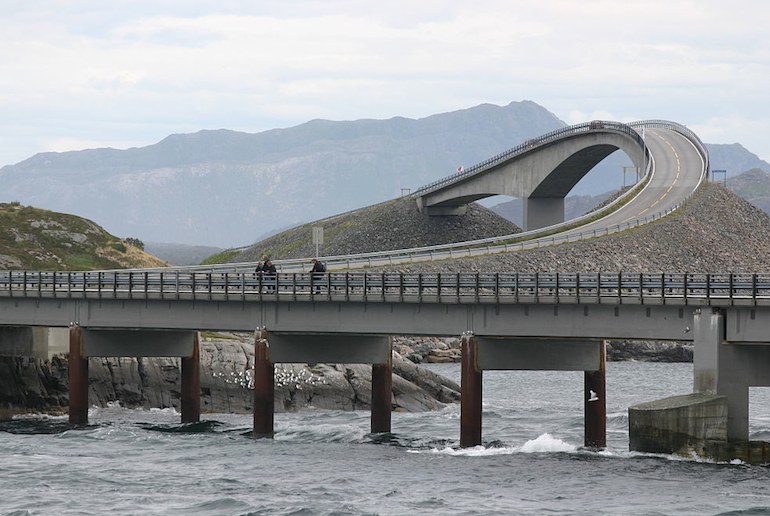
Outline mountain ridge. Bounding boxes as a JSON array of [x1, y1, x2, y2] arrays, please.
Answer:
[[1, 101, 768, 250]]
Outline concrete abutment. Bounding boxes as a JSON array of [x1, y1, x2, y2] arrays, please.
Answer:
[[629, 308, 770, 462]]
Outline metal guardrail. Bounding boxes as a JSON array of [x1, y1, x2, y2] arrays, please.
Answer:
[[0, 271, 766, 307]]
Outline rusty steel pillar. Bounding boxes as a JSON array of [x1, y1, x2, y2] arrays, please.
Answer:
[[181, 332, 201, 423], [370, 338, 393, 433], [68, 325, 89, 425], [460, 333, 482, 447], [253, 330, 275, 438], [584, 341, 607, 449]]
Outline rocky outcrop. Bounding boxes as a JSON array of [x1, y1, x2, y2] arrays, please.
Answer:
[[395, 336, 694, 364], [606, 341, 693, 362], [0, 334, 460, 416]]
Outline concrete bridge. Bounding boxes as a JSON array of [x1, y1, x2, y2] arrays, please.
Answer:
[[3, 119, 754, 459], [415, 121, 647, 230], [2, 270, 770, 456]]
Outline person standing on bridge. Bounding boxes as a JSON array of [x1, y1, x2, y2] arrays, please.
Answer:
[[309, 258, 326, 293], [262, 259, 277, 292]]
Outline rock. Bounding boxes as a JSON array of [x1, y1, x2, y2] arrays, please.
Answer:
[[0, 334, 462, 415]]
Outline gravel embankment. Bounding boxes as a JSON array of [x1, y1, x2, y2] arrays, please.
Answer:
[[230, 196, 521, 262], [372, 185, 770, 273]]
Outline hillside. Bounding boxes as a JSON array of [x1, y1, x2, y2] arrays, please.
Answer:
[[0, 101, 568, 247], [1, 101, 768, 251], [726, 168, 770, 214], [0, 203, 166, 270], [220, 196, 521, 263], [374, 184, 770, 273]]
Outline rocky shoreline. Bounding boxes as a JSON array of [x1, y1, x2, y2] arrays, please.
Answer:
[[0, 333, 461, 416], [395, 336, 693, 364], [0, 333, 690, 417]]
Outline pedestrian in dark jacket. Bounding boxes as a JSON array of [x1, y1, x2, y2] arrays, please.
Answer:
[[310, 258, 326, 293], [261, 259, 277, 292]]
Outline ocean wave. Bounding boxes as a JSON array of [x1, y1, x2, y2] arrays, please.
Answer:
[[409, 432, 578, 456]]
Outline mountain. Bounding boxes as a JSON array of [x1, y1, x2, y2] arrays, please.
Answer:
[[0, 101, 567, 248], [0, 203, 166, 270], [2, 101, 768, 251], [143, 242, 224, 266], [707, 143, 770, 178], [726, 168, 770, 214]]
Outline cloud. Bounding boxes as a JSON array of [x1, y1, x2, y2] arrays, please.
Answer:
[[1, 1, 770, 165]]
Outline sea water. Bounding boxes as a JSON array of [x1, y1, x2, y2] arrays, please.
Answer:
[[2, 362, 770, 515]]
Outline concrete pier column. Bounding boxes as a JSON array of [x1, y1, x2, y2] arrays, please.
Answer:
[[693, 308, 725, 394], [460, 333, 482, 447], [68, 325, 89, 425], [523, 197, 565, 231], [180, 332, 201, 423], [370, 337, 393, 433], [253, 330, 274, 438], [584, 341, 607, 449]]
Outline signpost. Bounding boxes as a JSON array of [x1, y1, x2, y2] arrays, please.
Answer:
[[312, 226, 324, 257], [622, 166, 640, 188], [711, 169, 727, 185]]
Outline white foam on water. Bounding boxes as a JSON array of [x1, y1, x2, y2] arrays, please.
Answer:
[[518, 433, 577, 453], [410, 433, 578, 456]]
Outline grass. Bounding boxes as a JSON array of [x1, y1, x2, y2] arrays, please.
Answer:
[[200, 249, 239, 265], [0, 202, 165, 270]]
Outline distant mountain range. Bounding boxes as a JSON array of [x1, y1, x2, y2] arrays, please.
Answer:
[[1, 101, 768, 250]]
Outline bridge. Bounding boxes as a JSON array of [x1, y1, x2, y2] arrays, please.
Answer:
[[4, 119, 761, 460]]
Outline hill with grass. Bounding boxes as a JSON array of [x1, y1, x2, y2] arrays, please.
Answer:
[[0, 202, 167, 270]]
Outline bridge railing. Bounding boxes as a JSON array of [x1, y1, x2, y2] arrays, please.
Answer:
[[0, 271, 767, 306], [629, 120, 710, 182]]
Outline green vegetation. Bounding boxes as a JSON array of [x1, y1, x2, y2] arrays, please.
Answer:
[[124, 237, 145, 250], [0, 203, 167, 271], [200, 249, 239, 265]]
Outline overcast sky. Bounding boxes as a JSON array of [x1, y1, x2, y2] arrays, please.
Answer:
[[2, 1, 769, 168]]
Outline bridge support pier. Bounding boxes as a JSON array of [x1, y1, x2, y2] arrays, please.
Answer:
[[262, 331, 393, 436], [371, 343, 393, 434], [253, 330, 275, 438], [68, 325, 89, 426], [460, 333, 482, 447], [460, 335, 605, 448], [584, 341, 607, 449], [523, 197, 565, 231], [371, 337, 393, 434], [181, 332, 201, 424]]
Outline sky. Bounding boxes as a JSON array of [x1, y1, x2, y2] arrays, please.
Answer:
[[2, 0, 769, 168]]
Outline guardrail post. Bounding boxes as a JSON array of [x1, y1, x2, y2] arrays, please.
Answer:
[[181, 332, 201, 423], [371, 337, 393, 434], [584, 341, 607, 449], [460, 332, 482, 447], [253, 329, 274, 438], [68, 324, 89, 426]]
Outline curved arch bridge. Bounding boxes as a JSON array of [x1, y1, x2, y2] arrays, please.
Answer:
[[415, 121, 646, 230]]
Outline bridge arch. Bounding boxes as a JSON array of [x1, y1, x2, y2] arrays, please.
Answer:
[[415, 122, 646, 230]]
